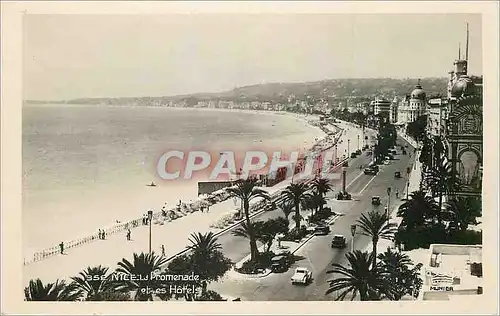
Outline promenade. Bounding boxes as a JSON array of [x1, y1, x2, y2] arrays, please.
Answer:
[[23, 120, 367, 286]]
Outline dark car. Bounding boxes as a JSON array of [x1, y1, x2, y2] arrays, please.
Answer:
[[314, 225, 330, 236], [350, 152, 357, 158], [394, 171, 401, 178], [371, 196, 381, 205], [271, 254, 292, 272], [331, 235, 347, 248], [364, 167, 377, 175], [356, 149, 362, 155]]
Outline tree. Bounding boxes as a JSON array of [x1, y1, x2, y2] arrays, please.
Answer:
[[258, 217, 290, 252], [279, 200, 294, 223], [281, 183, 312, 229], [310, 178, 331, 214], [424, 155, 460, 223], [446, 196, 482, 232], [378, 248, 423, 300], [163, 232, 232, 301], [69, 265, 127, 301], [227, 177, 271, 262], [24, 279, 81, 301], [397, 190, 439, 230], [325, 251, 394, 301], [356, 211, 397, 268], [115, 252, 168, 301], [311, 178, 333, 197]]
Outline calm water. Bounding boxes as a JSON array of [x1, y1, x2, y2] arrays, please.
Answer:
[[22, 104, 324, 251]]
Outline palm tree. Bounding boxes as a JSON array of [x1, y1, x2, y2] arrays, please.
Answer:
[[446, 196, 481, 232], [24, 279, 81, 301], [185, 232, 232, 297], [232, 221, 264, 242], [424, 155, 460, 224], [377, 248, 414, 300], [311, 177, 332, 198], [227, 177, 270, 262], [326, 251, 394, 301], [397, 190, 439, 229], [281, 182, 312, 229], [309, 191, 326, 216], [115, 252, 168, 301], [69, 265, 124, 301], [356, 211, 397, 267], [279, 200, 294, 224]]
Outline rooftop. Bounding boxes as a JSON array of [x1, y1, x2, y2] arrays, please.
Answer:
[[420, 244, 483, 301]]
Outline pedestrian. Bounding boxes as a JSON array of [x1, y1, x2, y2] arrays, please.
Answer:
[[59, 241, 64, 254], [395, 190, 399, 199], [102, 230, 106, 240], [98, 229, 102, 240], [161, 244, 166, 257], [126, 229, 131, 241]]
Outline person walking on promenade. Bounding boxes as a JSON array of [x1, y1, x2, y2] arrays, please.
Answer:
[[395, 189, 399, 199], [59, 242, 64, 255], [102, 230, 106, 240], [161, 244, 166, 257], [126, 229, 131, 241], [98, 229, 102, 240]]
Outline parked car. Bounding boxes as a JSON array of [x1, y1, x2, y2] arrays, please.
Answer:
[[314, 225, 330, 236], [291, 267, 313, 285], [271, 255, 292, 273], [331, 234, 347, 248], [350, 152, 357, 158], [355, 149, 362, 155], [371, 196, 381, 205], [394, 171, 401, 178]]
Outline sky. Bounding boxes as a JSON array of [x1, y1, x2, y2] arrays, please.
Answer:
[[23, 14, 482, 100]]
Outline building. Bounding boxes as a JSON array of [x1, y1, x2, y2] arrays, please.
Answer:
[[372, 97, 391, 117], [396, 80, 427, 129], [445, 24, 483, 197], [427, 98, 449, 137], [390, 96, 399, 124], [419, 244, 482, 301]]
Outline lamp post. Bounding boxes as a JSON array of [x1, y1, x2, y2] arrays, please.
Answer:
[[357, 134, 360, 151], [350, 224, 356, 252], [334, 144, 338, 163], [406, 166, 411, 200], [148, 210, 153, 255], [347, 139, 350, 157]]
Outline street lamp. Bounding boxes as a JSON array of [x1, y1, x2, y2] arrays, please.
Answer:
[[148, 210, 153, 254], [347, 139, 350, 157], [350, 224, 357, 252], [334, 144, 338, 163], [357, 135, 360, 151]]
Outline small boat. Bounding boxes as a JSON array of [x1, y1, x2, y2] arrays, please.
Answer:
[[146, 181, 157, 187]]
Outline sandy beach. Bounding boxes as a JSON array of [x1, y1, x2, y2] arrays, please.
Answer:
[[22, 106, 328, 257]]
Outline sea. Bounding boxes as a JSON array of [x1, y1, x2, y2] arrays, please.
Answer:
[[22, 104, 325, 254]]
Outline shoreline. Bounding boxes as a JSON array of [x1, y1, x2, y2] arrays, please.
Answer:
[[23, 106, 332, 260]]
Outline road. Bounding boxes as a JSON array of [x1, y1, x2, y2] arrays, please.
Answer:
[[209, 135, 416, 301]]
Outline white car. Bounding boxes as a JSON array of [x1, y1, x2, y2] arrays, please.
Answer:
[[291, 267, 313, 285]]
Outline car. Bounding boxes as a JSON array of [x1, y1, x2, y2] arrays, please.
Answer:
[[331, 234, 347, 248], [364, 167, 377, 175], [314, 225, 330, 236], [350, 152, 357, 158], [291, 267, 313, 285], [271, 255, 292, 273], [355, 149, 362, 155], [371, 196, 381, 205], [394, 171, 401, 178]]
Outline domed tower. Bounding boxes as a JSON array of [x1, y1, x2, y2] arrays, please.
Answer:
[[451, 75, 476, 99], [409, 79, 426, 122]]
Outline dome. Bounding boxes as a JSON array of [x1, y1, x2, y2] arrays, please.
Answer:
[[451, 75, 476, 97], [411, 83, 426, 100]]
